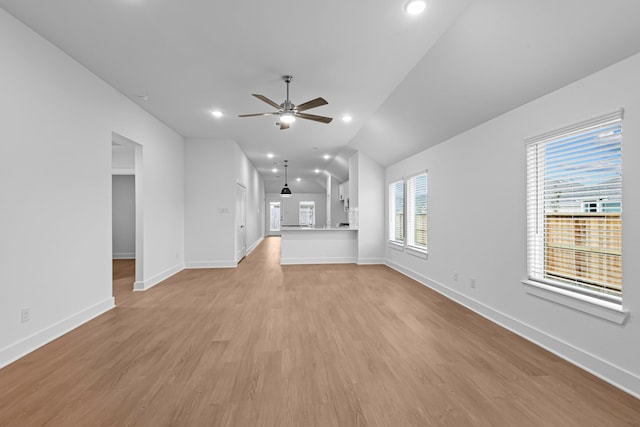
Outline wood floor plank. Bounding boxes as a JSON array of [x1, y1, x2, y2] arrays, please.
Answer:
[[1, 236, 639, 426]]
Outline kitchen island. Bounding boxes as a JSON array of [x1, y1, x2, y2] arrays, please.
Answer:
[[280, 226, 357, 265]]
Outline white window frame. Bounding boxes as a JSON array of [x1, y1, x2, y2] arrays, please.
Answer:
[[523, 110, 628, 323], [388, 179, 404, 246], [388, 171, 428, 258], [298, 201, 315, 226], [406, 172, 428, 254]]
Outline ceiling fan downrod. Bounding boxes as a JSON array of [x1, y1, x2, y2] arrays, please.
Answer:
[[283, 75, 294, 111]]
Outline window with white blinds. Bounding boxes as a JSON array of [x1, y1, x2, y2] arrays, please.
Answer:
[[406, 173, 428, 250], [525, 110, 623, 302], [388, 173, 427, 253], [389, 180, 404, 243]]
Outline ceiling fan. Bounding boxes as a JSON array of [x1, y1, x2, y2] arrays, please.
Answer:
[[238, 75, 333, 130]]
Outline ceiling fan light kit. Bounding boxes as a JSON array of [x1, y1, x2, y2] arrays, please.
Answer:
[[280, 111, 296, 124], [405, 0, 427, 15], [239, 75, 333, 130]]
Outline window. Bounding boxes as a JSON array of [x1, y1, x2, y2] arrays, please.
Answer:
[[389, 180, 404, 243], [388, 172, 428, 254], [525, 110, 622, 302], [406, 173, 428, 250], [299, 201, 315, 226]]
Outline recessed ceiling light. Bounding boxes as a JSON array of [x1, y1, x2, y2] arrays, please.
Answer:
[[267, 153, 274, 159], [405, 0, 427, 15], [211, 110, 223, 118], [272, 168, 277, 173], [323, 154, 331, 160], [314, 169, 320, 174], [342, 115, 352, 123], [296, 178, 301, 182]]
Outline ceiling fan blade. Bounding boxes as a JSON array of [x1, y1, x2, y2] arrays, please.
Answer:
[[280, 122, 290, 130], [238, 112, 278, 117], [295, 97, 328, 112], [296, 112, 333, 124], [252, 94, 281, 109]]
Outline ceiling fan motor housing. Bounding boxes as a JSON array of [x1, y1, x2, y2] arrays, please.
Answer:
[[281, 100, 295, 111]]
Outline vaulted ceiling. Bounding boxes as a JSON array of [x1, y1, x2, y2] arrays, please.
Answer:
[[2, 0, 640, 192]]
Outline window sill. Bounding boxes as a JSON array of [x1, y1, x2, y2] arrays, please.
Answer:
[[406, 246, 428, 259], [388, 241, 404, 252], [522, 280, 628, 324]]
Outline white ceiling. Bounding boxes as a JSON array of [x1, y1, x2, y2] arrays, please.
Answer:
[[3, 0, 640, 193]]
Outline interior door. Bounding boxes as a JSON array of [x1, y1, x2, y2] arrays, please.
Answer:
[[235, 184, 246, 262]]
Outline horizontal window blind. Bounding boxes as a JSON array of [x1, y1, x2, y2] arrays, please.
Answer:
[[525, 110, 623, 301], [407, 173, 427, 250], [389, 180, 404, 242]]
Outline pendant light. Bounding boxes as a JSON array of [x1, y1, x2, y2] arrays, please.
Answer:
[[280, 160, 292, 197]]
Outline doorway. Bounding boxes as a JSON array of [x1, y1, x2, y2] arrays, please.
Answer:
[[111, 132, 143, 297]]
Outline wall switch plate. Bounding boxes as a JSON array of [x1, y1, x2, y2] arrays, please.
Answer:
[[470, 277, 476, 289], [21, 307, 30, 323]]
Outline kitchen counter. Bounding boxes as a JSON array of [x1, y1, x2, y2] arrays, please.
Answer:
[[280, 227, 357, 264], [280, 225, 357, 231]]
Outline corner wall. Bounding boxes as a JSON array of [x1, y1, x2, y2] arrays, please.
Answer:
[[0, 9, 185, 367], [384, 53, 640, 397], [350, 151, 385, 264], [184, 139, 265, 268]]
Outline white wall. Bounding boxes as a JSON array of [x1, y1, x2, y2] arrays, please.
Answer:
[[0, 9, 185, 368], [353, 151, 385, 264], [384, 53, 640, 397], [235, 144, 265, 253], [184, 139, 236, 267], [184, 139, 264, 267], [267, 193, 327, 227], [112, 175, 135, 258]]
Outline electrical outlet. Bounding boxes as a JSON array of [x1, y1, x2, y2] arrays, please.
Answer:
[[470, 277, 476, 289], [21, 307, 30, 323], [453, 271, 458, 282]]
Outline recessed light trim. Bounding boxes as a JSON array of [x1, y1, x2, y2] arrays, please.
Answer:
[[405, 0, 426, 15], [267, 153, 274, 159], [272, 168, 277, 173], [323, 154, 331, 160], [296, 178, 301, 182], [314, 169, 320, 174], [342, 115, 352, 123], [211, 110, 223, 118]]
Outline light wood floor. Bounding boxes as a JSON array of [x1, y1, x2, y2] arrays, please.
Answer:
[[1, 237, 638, 426]]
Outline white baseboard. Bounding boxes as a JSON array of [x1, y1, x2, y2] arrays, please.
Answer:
[[112, 253, 135, 259], [357, 257, 384, 265], [134, 263, 184, 291], [281, 256, 357, 265], [247, 236, 264, 256], [384, 259, 640, 399], [0, 297, 115, 369], [184, 260, 237, 269]]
